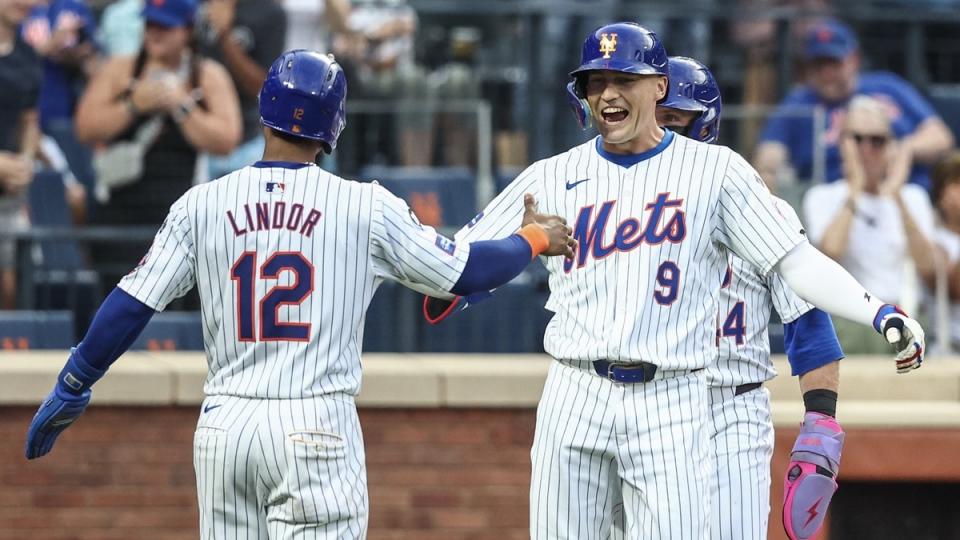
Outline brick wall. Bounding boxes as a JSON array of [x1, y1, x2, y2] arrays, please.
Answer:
[[7, 405, 960, 539], [0, 407, 536, 540]]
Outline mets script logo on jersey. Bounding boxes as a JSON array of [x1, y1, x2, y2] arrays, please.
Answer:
[[265, 182, 285, 194], [564, 192, 686, 273], [599, 33, 618, 59]]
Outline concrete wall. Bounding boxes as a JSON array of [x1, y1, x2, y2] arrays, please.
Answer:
[[2, 352, 959, 539]]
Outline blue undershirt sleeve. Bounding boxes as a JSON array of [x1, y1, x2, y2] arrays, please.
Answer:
[[783, 308, 845, 376], [450, 234, 533, 296], [76, 287, 157, 371]]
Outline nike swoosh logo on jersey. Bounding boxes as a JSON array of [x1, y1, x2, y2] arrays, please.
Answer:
[[203, 404, 222, 413], [565, 178, 589, 190]]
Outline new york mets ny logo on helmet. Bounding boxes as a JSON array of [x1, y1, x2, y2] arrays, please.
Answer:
[[599, 33, 618, 58]]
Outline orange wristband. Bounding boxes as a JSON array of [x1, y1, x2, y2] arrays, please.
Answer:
[[517, 223, 550, 259]]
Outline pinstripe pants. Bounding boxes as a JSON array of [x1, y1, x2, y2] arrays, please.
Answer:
[[707, 386, 774, 540], [532, 359, 711, 540], [193, 393, 369, 539]]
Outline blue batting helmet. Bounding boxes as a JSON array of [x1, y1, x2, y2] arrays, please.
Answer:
[[660, 56, 722, 144], [259, 50, 347, 151], [566, 22, 669, 129]]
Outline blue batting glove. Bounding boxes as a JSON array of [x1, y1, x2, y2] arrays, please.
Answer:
[[25, 347, 104, 459], [25, 384, 91, 459]]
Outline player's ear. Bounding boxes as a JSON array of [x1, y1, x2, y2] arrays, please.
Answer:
[[656, 76, 668, 101]]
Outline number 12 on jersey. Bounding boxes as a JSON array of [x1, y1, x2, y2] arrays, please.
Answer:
[[230, 251, 314, 342]]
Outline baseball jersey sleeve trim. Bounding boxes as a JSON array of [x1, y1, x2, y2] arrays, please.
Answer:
[[423, 296, 462, 325]]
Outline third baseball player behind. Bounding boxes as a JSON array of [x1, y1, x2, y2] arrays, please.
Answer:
[[655, 56, 847, 540]]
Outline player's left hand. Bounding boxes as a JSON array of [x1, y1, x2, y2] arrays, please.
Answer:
[[782, 412, 845, 540], [25, 384, 91, 459], [874, 304, 924, 373]]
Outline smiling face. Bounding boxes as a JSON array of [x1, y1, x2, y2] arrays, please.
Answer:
[[584, 70, 667, 152]]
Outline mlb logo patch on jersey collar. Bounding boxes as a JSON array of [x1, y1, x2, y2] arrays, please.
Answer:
[[265, 182, 286, 194]]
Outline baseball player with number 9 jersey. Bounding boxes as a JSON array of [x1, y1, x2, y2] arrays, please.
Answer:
[[427, 23, 925, 539], [23, 50, 576, 539]]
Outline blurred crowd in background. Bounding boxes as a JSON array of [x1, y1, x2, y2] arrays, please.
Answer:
[[5, 0, 960, 354]]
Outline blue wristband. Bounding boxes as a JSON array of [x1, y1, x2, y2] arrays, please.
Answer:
[[57, 347, 107, 395], [872, 304, 901, 333]]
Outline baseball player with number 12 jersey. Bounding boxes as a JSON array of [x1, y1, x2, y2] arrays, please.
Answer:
[[427, 23, 924, 539], [24, 50, 576, 539]]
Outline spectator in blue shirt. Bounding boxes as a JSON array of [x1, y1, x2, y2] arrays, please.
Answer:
[[754, 19, 954, 191], [21, 0, 99, 212]]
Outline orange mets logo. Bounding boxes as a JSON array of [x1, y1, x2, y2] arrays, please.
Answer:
[[599, 33, 618, 59]]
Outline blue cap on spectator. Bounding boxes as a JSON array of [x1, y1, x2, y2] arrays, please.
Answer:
[[142, 0, 197, 28], [803, 19, 858, 60]]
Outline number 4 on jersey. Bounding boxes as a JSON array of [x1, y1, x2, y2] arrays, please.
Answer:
[[720, 301, 746, 345], [231, 251, 314, 342]]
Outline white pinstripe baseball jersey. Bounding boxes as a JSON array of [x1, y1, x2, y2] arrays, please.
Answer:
[[119, 162, 470, 398], [706, 199, 812, 539], [710, 198, 813, 387], [456, 132, 806, 370]]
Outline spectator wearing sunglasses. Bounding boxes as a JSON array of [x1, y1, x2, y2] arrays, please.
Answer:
[[755, 18, 953, 192], [803, 95, 936, 353]]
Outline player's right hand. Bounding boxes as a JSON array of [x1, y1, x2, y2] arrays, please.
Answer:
[[874, 304, 924, 373], [25, 383, 91, 459], [521, 193, 576, 259]]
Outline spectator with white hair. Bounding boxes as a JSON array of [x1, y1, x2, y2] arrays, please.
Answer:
[[803, 95, 936, 352]]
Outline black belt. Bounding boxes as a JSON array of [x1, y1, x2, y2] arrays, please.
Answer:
[[592, 360, 703, 384], [734, 382, 762, 396]]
